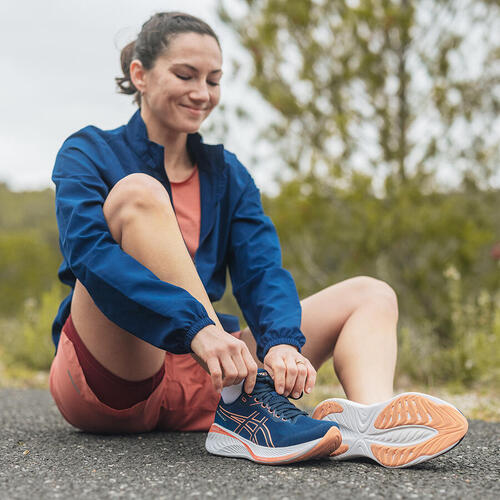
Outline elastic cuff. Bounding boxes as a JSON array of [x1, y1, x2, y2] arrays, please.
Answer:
[[185, 316, 216, 351], [260, 337, 304, 362]]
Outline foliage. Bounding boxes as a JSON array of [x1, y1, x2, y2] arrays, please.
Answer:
[[264, 175, 499, 331], [441, 268, 500, 386], [0, 231, 61, 317], [0, 184, 60, 374], [219, 0, 500, 186], [0, 183, 60, 317], [260, 172, 500, 386], [218, 0, 500, 388], [0, 183, 58, 249], [398, 271, 500, 387], [0, 284, 62, 372]]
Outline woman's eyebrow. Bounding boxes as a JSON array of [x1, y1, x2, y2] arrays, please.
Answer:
[[172, 63, 222, 74]]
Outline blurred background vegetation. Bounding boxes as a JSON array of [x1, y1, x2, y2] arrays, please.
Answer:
[[214, 0, 500, 417], [1, 0, 499, 418]]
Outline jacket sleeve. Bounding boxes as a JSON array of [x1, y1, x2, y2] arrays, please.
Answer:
[[52, 143, 214, 354], [228, 174, 305, 361]]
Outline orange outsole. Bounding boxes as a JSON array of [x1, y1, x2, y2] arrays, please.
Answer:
[[371, 394, 468, 467], [331, 444, 349, 457], [312, 394, 468, 467], [312, 401, 344, 421], [209, 424, 342, 465]]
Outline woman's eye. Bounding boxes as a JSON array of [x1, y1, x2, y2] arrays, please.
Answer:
[[176, 73, 219, 87]]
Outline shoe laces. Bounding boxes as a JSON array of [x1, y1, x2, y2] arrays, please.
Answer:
[[250, 371, 308, 421]]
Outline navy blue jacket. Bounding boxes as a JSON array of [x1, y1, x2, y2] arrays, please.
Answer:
[[51, 110, 305, 361]]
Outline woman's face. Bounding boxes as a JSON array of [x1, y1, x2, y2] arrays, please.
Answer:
[[132, 32, 222, 136]]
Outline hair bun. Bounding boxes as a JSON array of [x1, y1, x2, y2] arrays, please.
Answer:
[[115, 40, 138, 98]]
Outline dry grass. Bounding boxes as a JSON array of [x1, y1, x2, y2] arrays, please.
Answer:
[[0, 355, 49, 389]]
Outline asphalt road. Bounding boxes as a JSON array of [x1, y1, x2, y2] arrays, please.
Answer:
[[1, 388, 499, 499]]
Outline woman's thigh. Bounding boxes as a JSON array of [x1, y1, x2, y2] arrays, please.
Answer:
[[240, 276, 397, 369], [71, 280, 166, 381]]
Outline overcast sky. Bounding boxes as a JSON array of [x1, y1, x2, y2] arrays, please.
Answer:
[[3, 1, 498, 195], [0, 0, 273, 192]]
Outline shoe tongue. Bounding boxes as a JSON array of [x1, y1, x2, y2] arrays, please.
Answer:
[[253, 369, 274, 390]]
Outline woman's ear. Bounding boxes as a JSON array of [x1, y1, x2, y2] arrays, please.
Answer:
[[130, 59, 147, 94]]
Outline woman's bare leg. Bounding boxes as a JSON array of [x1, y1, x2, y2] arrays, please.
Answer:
[[71, 173, 223, 381], [241, 276, 398, 404]]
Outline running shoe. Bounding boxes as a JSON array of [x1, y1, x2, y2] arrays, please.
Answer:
[[206, 369, 342, 465], [312, 392, 468, 468]]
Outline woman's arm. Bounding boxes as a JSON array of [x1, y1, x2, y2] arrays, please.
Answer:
[[228, 173, 305, 361], [53, 144, 215, 354]]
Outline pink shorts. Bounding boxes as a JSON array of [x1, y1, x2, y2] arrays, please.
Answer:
[[49, 326, 233, 434]]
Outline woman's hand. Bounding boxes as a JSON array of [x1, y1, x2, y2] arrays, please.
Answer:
[[191, 324, 258, 395], [263, 345, 316, 398]]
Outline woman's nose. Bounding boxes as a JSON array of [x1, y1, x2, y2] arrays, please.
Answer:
[[189, 82, 210, 102]]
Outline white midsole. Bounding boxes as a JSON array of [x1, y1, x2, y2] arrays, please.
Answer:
[[205, 424, 323, 461]]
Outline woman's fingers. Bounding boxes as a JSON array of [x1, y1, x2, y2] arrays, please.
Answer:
[[220, 354, 239, 387], [242, 347, 258, 394], [290, 360, 308, 398], [265, 357, 286, 394], [191, 325, 258, 392], [283, 355, 298, 396], [266, 353, 303, 397], [263, 346, 317, 398], [206, 356, 223, 393], [304, 360, 317, 394], [230, 348, 249, 385], [222, 341, 258, 388]]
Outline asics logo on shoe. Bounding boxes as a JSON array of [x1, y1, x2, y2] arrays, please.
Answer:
[[216, 407, 275, 446]]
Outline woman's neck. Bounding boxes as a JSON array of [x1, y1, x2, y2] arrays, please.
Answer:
[[140, 107, 194, 181]]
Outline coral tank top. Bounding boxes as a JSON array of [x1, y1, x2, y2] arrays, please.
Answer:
[[170, 166, 201, 259]]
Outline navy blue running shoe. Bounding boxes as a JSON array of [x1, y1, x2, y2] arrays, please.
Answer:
[[206, 369, 341, 464]]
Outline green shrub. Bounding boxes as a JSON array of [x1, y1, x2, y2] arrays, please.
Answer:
[[0, 231, 60, 317], [397, 265, 500, 388], [0, 284, 62, 371]]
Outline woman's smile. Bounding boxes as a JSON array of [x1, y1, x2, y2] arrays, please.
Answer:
[[180, 104, 206, 116]]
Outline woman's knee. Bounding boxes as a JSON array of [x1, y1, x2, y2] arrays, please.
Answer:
[[350, 276, 399, 320], [103, 174, 173, 240]]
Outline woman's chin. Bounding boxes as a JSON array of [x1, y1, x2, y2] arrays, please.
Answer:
[[186, 125, 202, 134], [180, 123, 204, 135], [154, 114, 204, 136], [162, 125, 200, 136]]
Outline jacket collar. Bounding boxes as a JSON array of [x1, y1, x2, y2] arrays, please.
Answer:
[[124, 108, 163, 167], [124, 109, 225, 177]]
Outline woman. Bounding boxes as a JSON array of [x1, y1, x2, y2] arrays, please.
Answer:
[[50, 12, 468, 467]]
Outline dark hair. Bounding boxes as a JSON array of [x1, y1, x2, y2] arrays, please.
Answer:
[[116, 12, 221, 106]]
